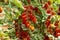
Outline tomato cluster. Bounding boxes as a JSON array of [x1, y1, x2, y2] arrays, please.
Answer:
[[20, 5, 41, 31], [14, 5, 41, 39], [44, 1, 55, 28], [43, 1, 55, 16], [20, 31, 30, 40], [14, 19, 30, 40], [55, 28, 60, 37]]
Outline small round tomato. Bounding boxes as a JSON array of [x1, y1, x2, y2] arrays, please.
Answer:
[[29, 5, 33, 10], [21, 13, 27, 19], [32, 17, 36, 23], [28, 10, 33, 14], [44, 3, 49, 9], [20, 31, 30, 40], [0, 7, 3, 13], [49, 7, 53, 10], [54, 21, 59, 27], [47, 1, 51, 5], [47, 15, 51, 19], [56, 33, 60, 37], [16, 32, 19, 37], [47, 9, 51, 14], [25, 21, 30, 28], [33, 7, 38, 12], [45, 19, 50, 27], [55, 28, 60, 33], [27, 0, 30, 3], [28, 13, 33, 20], [51, 11, 55, 15]]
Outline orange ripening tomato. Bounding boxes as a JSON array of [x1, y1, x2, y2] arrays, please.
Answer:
[[29, 25, 34, 31], [0, 7, 3, 13]]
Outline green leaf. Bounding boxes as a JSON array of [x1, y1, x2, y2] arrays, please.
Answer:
[[12, 0, 24, 10]]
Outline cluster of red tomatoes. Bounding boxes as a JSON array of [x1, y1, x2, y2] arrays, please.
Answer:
[[44, 1, 60, 38], [14, 19, 30, 40], [43, 1, 54, 16], [54, 21, 60, 37], [20, 5, 41, 31], [14, 5, 42, 40], [44, 1, 54, 28]]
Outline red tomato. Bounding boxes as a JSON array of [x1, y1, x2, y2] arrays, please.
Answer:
[[16, 32, 19, 37], [54, 21, 59, 27], [49, 7, 53, 10], [44, 4, 49, 9], [20, 31, 30, 40], [24, 18, 27, 21], [47, 15, 51, 19], [25, 21, 30, 28], [46, 9, 51, 13], [21, 13, 27, 19], [0, 7, 3, 13], [29, 5, 33, 10], [46, 7, 53, 14], [27, 0, 30, 3], [28, 10, 33, 14], [33, 7, 38, 12], [28, 13, 33, 20], [47, 1, 51, 5], [44, 34, 49, 40], [56, 33, 60, 37], [45, 19, 50, 27], [51, 11, 55, 15], [23, 20, 26, 24], [32, 17, 36, 23], [55, 28, 60, 33]]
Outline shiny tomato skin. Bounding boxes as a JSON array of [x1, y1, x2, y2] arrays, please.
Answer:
[[25, 21, 30, 28], [0, 7, 3, 13], [55, 28, 60, 33], [47, 1, 51, 5], [56, 33, 60, 37], [27, 0, 30, 3], [32, 17, 36, 23], [44, 4, 49, 9]]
